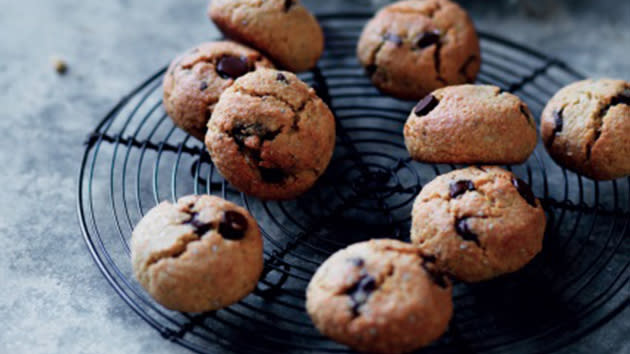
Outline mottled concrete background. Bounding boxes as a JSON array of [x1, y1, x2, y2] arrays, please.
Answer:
[[0, 0, 627, 353]]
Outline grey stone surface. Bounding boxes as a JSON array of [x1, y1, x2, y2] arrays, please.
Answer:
[[0, 0, 627, 353]]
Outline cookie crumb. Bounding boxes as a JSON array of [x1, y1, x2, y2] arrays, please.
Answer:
[[51, 57, 68, 75]]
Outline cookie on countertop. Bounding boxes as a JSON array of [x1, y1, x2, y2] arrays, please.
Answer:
[[208, 0, 324, 72], [404, 84, 537, 164], [306, 239, 452, 354], [357, 0, 481, 100], [411, 166, 546, 282], [163, 41, 273, 140], [541, 78, 630, 180], [206, 68, 336, 200], [131, 195, 263, 312]]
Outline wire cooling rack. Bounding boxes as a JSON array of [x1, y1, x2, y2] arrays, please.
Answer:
[[77, 13, 629, 354]]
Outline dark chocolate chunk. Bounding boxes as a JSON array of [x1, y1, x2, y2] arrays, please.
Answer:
[[455, 217, 479, 246], [259, 167, 286, 184], [416, 30, 441, 49], [610, 91, 630, 106], [216, 56, 251, 79], [553, 109, 563, 134], [347, 274, 377, 316], [276, 72, 288, 83], [511, 177, 537, 207], [199, 81, 208, 91], [284, 0, 295, 11], [185, 212, 213, 236], [218, 210, 248, 240], [449, 180, 475, 198], [383, 33, 403, 46], [414, 94, 440, 116]]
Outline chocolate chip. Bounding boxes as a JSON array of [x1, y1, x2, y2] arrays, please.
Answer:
[[347, 274, 377, 316], [416, 30, 441, 49], [553, 109, 563, 134], [414, 94, 440, 116], [276, 73, 289, 83], [349, 257, 365, 267], [422, 254, 437, 263], [185, 212, 213, 236], [449, 180, 475, 198], [455, 217, 479, 246], [199, 81, 208, 91], [610, 91, 630, 106], [383, 33, 403, 46], [259, 167, 286, 184], [511, 177, 537, 207], [218, 210, 248, 240], [284, 0, 295, 11], [216, 56, 251, 79]]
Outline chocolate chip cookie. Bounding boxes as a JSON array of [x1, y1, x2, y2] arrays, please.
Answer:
[[208, 0, 323, 72], [206, 68, 336, 200], [357, 0, 481, 100], [404, 84, 537, 164], [541, 79, 630, 180], [411, 166, 546, 282], [163, 41, 273, 140], [306, 239, 452, 354], [131, 195, 263, 312]]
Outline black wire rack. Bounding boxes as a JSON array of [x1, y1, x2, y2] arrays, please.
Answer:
[[77, 13, 629, 354]]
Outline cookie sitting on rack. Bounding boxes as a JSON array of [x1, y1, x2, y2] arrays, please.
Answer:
[[208, 0, 324, 72], [306, 239, 452, 354], [357, 0, 481, 100], [404, 84, 537, 164], [163, 41, 273, 141], [410, 166, 546, 282], [131, 195, 263, 312], [541, 78, 630, 180], [206, 68, 336, 200]]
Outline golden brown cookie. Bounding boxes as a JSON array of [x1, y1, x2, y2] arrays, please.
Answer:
[[541, 79, 630, 180], [404, 84, 537, 164], [131, 195, 263, 312], [206, 68, 336, 200], [163, 41, 273, 140], [306, 239, 452, 354], [357, 0, 481, 100], [208, 0, 324, 72], [411, 166, 546, 282]]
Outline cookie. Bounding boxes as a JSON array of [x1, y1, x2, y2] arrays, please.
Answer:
[[411, 166, 546, 282], [541, 79, 630, 180], [208, 0, 324, 72], [357, 0, 481, 100], [306, 239, 452, 354], [206, 68, 336, 200], [404, 84, 537, 164], [163, 41, 274, 140], [131, 195, 263, 312]]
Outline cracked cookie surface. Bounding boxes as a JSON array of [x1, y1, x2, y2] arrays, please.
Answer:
[[206, 68, 336, 200], [357, 0, 481, 100], [131, 195, 263, 312], [306, 239, 452, 354], [163, 41, 273, 140], [208, 0, 323, 72], [411, 166, 546, 282], [541, 78, 630, 180], [404, 84, 537, 164]]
